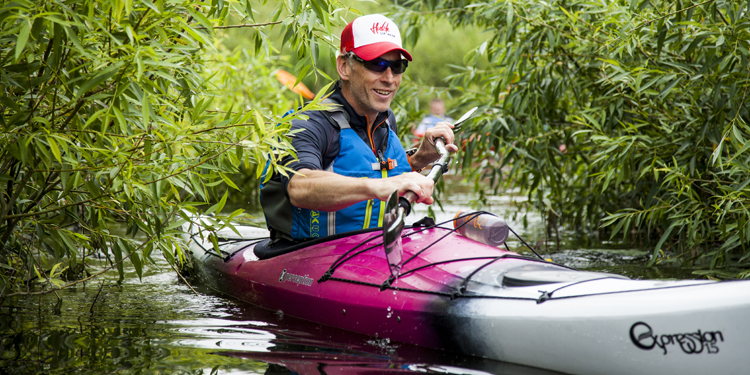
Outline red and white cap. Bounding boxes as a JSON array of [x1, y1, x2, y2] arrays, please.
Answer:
[[340, 14, 412, 61]]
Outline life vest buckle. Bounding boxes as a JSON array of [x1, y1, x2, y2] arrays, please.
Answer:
[[376, 158, 397, 171]]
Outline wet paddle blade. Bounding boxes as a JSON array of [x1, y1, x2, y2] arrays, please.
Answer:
[[383, 191, 405, 278]]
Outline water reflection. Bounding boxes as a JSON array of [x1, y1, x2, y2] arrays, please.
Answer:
[[0, 253, 562, 375], [200, 304, 563, 375]]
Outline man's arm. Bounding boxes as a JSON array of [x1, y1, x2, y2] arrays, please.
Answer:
[[288, 169, 437, 212]]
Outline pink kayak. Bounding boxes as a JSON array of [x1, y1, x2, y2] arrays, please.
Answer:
[[183, 217, 750, 375]]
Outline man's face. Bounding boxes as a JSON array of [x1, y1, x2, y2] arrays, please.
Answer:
[[339, 50, 403, 120]]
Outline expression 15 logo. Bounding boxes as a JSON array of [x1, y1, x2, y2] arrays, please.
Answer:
[[279, 269, 314, 286], [629, 322, 724, 355]]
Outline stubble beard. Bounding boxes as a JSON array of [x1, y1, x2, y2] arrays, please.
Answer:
[[354, 82, 395, 117]]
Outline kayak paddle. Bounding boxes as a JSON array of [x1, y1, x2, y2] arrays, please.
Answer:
[[382, 192, 405, 278], [383, 106, 478, 279]]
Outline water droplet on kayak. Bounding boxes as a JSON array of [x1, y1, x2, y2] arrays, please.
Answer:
[[387, 312, 392, 318], [342, 309, 346, 315], [387, 306, 392, 311]]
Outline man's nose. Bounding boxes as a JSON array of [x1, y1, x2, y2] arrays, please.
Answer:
[[380, 67, 396, 81]]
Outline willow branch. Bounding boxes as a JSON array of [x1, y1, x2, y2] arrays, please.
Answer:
[[1, 192, 115, 220], [202, 21, 282, 30], [600, 0, 717, 52], [2, 206, 181, 298]]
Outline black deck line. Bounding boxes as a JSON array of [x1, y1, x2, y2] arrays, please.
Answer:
[[327, 274, 717, 302], [195, 222, 723, 302]]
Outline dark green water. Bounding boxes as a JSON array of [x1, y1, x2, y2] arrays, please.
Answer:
[[0, 189, 696, 374], [0, 253, 563, 375]]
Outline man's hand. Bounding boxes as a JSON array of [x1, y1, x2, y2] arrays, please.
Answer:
[[373, 172, 436, 204], [409, 121, 457, 171]]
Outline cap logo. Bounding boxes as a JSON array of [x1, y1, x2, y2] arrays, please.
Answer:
[[369, 22, 395, 39], [342, 14, 411, 61]]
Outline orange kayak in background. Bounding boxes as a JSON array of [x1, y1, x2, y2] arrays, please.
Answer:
[[274, 69, 315, 100]]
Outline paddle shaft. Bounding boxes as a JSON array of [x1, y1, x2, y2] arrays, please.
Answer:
[[397, 107, 479, 214], [384, 107, 478, 278], [399, 138, 449, 214]]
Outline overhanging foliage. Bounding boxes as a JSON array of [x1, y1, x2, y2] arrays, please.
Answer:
[[0, 0, 344, 296], [394, 0, 750, 274]]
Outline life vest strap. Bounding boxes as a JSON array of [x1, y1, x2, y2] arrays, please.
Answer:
[[371, 159, 398, 171]]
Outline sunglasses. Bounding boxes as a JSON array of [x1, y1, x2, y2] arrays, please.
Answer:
[[350, 54, 409, 75]]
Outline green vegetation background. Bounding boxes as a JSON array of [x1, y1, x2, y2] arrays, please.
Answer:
[[2, 0, 750, 306]]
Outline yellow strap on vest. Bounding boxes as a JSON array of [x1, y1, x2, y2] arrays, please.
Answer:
[[377, 169, 388, 227]]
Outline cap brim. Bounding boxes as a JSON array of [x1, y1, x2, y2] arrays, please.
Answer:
[[353, 42, 413, 61]]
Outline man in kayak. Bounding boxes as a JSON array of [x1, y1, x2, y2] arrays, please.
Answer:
[[261, 14, 457, 241]]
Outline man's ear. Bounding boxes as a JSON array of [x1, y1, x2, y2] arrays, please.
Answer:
[[336, 55, 350, 82]]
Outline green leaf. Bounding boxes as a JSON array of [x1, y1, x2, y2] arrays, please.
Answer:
[[130, 248, 143, 281], [33, 265, 44, 281], [610, 217, 626, 240], [187, 7, 213, 31], [140, 0, 161, 14], [50, 263, 64, 278], [162, 239, 176, 265], [220, 172, 239, 191], [111, 106, 127, 133], [113, 240, 124, 284], [253, 110, 266, 136], [15, 19, 31, 62], [244, 0, 255, 21], [711, 135, 725, 165], [657, 76, 681, 101], [216, 188, 228, 213], [32, 116, 50, 126], [47, 136, 62, 163], [84, 108, 108, 129], [75, 64, 120, 101], [210, 233, 220, 255], [506, 2, 513, 26], [650, 225, 675, 266], [732, 125, 746, 145], [141, 91, 150, 126]]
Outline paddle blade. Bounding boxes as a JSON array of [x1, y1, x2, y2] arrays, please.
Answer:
[[383, 191, 405, 278], [452, 106, 478, 132]]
